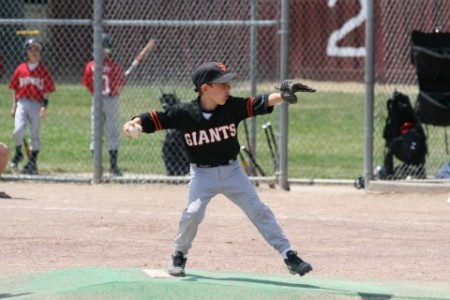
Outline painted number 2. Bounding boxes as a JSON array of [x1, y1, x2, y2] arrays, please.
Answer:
[[327, 0, 366, 57]]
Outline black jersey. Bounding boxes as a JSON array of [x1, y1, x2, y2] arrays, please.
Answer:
[[139, 94, 273, 165]]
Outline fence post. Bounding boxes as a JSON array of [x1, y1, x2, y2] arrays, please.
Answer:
[[250, 0, 258, 169], [92, 0, 104, 182], [278, 0, 290, 191], [364, 0, 375, 188]]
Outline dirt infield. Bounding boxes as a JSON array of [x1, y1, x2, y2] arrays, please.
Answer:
[[1, 181, 449, 289]]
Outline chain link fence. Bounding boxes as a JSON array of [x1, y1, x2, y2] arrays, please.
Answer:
[[1, 0, 446, 185], [0, 0, 286, 183], [287, 0, 366, 181], [373, 0, 450, 182]]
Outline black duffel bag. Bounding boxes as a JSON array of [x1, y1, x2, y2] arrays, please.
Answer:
[[415, 91, 450, 127]]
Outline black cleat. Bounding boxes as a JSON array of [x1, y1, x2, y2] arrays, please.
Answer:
[[10, 161, 19, 170], [20, 162, 38, 175], [167, 251, 187, 277], [0, 191, 12, 199], [284, 250, 312, 276], [10, 152, 23, 170], [110, 165, 123, 176]]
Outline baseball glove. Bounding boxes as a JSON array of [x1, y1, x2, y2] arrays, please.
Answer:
[[277, 80, 316, 104]]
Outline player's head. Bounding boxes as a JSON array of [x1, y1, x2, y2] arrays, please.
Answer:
[[192, 62, 240, 94], [102, 33, 112, 54], [24, 38, 43, 62]]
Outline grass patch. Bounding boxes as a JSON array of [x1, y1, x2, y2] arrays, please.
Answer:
[[0, 84, 364, 179]]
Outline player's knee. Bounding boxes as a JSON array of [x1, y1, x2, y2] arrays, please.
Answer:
[[12, 129, 21, 137], [183, 210, 205, 225], [255, 205, 275, 222]]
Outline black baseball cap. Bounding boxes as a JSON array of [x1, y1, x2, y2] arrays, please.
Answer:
[[192, 62, 240, 92], [24, 38, 43, 51]]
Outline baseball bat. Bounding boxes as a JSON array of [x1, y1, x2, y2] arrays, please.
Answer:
[[266, 122, 279, 169], [125, 38, 156, 77], [262, 123, 277, 172], [241, 145, 275, 189], [238, 151, 251, 176], [266, 122, 278, 158], [23, 137, 31, 160], [243, 119, 251, 150], [266, 122, 288, 191], [242, 120, 257, 176]]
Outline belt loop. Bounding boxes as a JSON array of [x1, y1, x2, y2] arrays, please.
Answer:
[[194, 159, 236, 168]]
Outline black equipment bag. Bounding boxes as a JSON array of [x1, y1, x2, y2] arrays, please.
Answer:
[[382, 91, 427, 176], [415, 91, 450, 127], [160, 93, 190, 176], [411, 30, 450, 126]]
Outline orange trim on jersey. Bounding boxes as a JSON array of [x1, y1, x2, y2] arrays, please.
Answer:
[[150, 111, 163, 130], [247, 97, 255, 117]]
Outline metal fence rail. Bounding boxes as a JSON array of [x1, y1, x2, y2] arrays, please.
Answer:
[[2, 0, 446, 188], [0, 0, 288, 185], [369, 0, 450, 186]]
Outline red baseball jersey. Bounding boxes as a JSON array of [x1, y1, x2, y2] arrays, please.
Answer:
[[9, 63, 55, 103], [82, 57, 126, 96]]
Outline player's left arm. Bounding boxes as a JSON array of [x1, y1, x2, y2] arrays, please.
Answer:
[[114, 62, 127, 93], [233, 94, 274, 123], [39, 93, 50, 118], [40, 69, 55, 118], [267, 93, 284, 107], [267, 80, 317, 106]]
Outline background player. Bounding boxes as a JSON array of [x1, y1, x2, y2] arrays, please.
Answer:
[[123, 61, 314, 277], [82, 33, 126, 176], [0, 142, 11, 198], [0, 142, 8, 176], [9, 38, 55, 175]]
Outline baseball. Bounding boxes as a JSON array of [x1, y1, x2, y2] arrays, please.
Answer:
[[127, 123, 142, 139]]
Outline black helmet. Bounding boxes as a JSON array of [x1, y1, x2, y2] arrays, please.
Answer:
[[102, 33, 112, 50], [24, 38, 43, 52]]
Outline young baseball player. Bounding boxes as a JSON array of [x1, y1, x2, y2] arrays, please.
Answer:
[[0, 142, 11, 198], [9, 38, 55, 175], [82, 33, 126, 176], [0, 142, 8, 176], [123, 61, 315, 277]]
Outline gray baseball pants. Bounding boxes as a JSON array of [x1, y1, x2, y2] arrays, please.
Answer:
[[90, 95, 120, 151], [174, 160, 291, 256], [13, 99, 41, 150]]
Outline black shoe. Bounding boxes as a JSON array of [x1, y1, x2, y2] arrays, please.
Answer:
[[110, 165, 123, 176], [10, 152, 24, 170], [284, 250, 312, 276], [20, 162, 38, 175], [10, 161, 19, 170], [0, 191, 12, 199], [167, 251, 187, 277]]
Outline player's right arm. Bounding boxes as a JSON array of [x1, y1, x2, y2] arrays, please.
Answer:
[[123, 117, 142, 138], [10, 93, 16, 118], [124, 117, 141, 127], [9, 69, 19, 118], [123, 107, 177, 136], [81, 62, 94, 93]]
